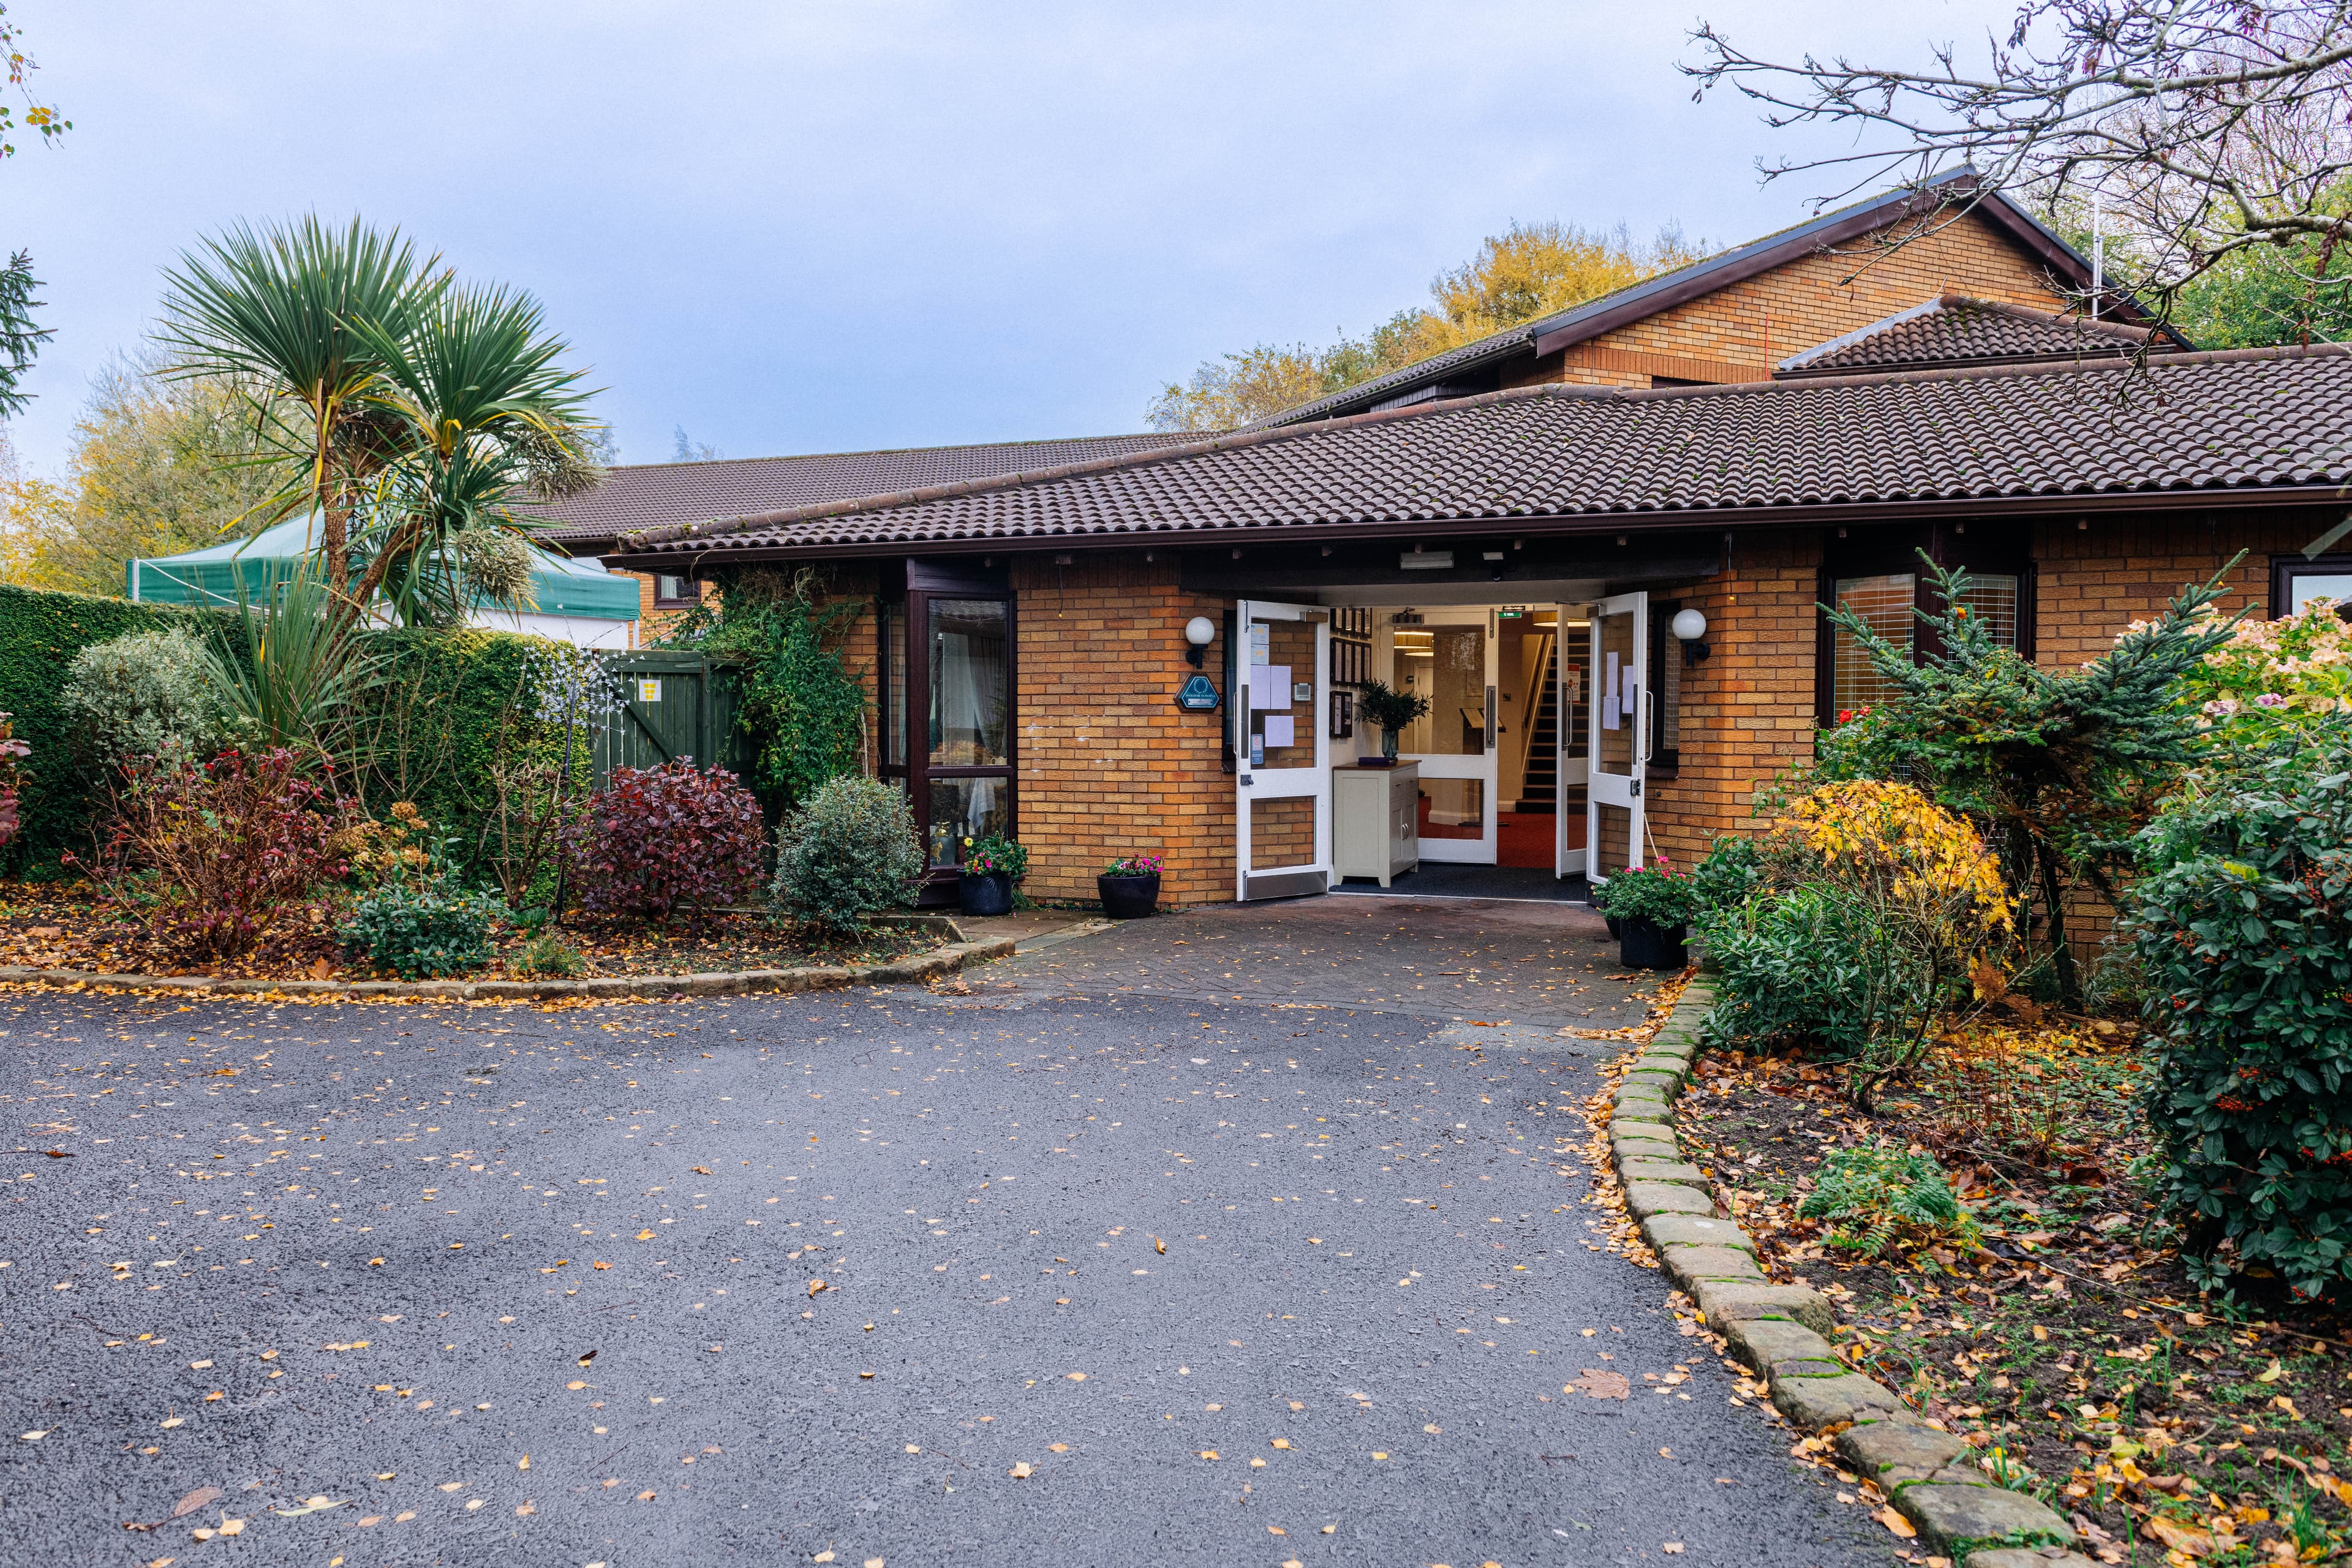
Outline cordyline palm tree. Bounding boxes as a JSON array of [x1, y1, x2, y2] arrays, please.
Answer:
[[158, 215, 445, 595], [344, 281, 602, 625]]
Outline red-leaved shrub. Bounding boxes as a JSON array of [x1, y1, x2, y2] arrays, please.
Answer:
[[565, 758, 764, 919], [0, 711, 28, 848], [73, 747, 346, 960]]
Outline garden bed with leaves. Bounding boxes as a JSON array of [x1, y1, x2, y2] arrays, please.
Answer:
[[1677, 1022, 2352, 1566], [0, 880, 940, 983]]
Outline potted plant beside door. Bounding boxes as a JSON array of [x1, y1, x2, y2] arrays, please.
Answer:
[[1354, 680, 1431, 766], [958, 835, 1026, 917], [1097, 853, 1163, 919], [1592, 856, 1700, 970]]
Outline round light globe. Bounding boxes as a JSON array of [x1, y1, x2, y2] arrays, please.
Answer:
[[1670, 607, 1708, 643], [1184, 616, 1216, 648]]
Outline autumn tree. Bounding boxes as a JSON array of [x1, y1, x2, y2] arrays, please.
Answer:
[[0, 356, 282, 597], [1149, 221, 1706, 431]]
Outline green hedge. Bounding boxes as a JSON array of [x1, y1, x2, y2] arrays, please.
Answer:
[[0, 582, 581, 881], [0, 582, 236, 867]]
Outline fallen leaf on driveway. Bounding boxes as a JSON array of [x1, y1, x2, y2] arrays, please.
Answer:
[[1566, 1370, 1630, 1400], [1662, 1544, 1685, 1555], [576, 1350, 597, 1366], [808, 1280, 827, 1297], [1877, 1506, 1917, 1539], [1008, 1461, 1033, 1479], [123, 1484, 224, 1532], [268, 1498, 347, 1518]]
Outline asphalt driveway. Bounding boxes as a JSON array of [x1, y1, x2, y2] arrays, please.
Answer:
[[0, 897, 1884, 1568]]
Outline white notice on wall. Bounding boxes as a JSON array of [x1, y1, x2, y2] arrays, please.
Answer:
[[1251, 665, 1290, 709], [1601, 652, 1621, 730], [1262, 713, 1295, 748], [1250, 622, 1271, 664]]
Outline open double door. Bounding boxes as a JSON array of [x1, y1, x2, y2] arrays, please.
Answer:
[[1232, 594, 1651, 901]]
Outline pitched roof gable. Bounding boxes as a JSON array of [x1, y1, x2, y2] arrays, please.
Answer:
[[1238, 175, 2120, 431], [1777, 294, 2174, 378]]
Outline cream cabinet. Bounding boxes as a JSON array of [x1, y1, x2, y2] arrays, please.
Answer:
[[1332, 761, 1420, 888]]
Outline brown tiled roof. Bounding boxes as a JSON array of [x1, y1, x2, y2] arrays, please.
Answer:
[[531, 432, 1199, 546], [1776, 295, 2175, 378], [606, 347, 2352, 562]]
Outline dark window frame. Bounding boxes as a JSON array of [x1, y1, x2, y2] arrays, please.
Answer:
[[1815, 524, 2037, 731], [876, 560, 1017, 894], [2269, 552, 2352, 618], [652, 571, 701, 609]]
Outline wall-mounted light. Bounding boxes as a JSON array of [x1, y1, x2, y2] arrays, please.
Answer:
[[1184, 615, 1216, 668], [1672, 606, 1711, 667]]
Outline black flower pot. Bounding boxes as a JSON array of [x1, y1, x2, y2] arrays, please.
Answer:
[[1618, 915, 1687, 971], [1097, 873, 1160, 919], [959, 870, 1014, 918]]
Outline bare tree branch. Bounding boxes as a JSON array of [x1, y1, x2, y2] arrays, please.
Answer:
[[1684, 2, 2352, 335]]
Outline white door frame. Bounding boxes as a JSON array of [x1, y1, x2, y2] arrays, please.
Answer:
[[1235, 600, 1332, 902], [1376, 607, 1498, 864], [1555, 603, 1587, 876], [1586, 590, 1648, 884]]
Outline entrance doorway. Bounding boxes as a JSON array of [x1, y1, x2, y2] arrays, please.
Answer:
[[1360, 604, 1585, 872]]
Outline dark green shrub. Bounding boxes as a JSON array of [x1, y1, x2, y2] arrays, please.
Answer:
[[1688, 833, 1762, 914], [2127, 733, 2352, 1302], [1593, 859, 1702, 927], [769, 774, 923, 935], [338, 878, 508, 978], [1701, 883, 1907, 1057], [1800, 1142, 1980, 1258]]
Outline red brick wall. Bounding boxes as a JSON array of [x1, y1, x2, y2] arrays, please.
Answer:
[[1010, 554, 1235, 907], [1506, 209, 2071, 391], [1644, 529, 1824, 865], [2030, 511, 2295, 668], [1249, 797, 1316, 871]]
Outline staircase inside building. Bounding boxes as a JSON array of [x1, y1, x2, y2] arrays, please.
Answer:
[[1518, 639, 1559, 813]]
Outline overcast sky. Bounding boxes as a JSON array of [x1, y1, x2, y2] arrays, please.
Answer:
[[4, 0, 2008, 473]]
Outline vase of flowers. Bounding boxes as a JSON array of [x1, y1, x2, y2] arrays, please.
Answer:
[[1591, 856, 1701, 970], [1097, 853, 1163, 918], [1354, 679, 1431, 766], [959, 834, 1026, 917]]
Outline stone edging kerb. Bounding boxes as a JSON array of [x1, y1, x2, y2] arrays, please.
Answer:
[[0, 936, 1017, 1003], [1608, 981, 2093, 1568]]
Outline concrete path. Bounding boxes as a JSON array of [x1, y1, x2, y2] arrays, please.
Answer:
[[962, 895, 1652, 1031], [0, 896, 1883, 1568]]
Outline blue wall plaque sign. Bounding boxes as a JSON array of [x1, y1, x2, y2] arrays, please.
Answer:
[[1174, 674, 1221, 712]]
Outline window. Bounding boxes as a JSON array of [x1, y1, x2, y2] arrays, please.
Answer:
[[1819, 541, 2031, 729], [2272, 554, 2352, 618], [878, 574, 1016, 883], [1830, 573, 1916, 722], [1646, 601, 1686, 773], [653, 573, 698, 607]]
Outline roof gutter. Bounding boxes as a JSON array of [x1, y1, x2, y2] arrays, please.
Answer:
[[600, 481, 2352, 572]]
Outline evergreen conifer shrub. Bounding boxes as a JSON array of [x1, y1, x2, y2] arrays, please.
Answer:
[[769, 774, 923, 935]]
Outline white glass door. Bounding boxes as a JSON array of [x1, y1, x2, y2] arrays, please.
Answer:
[[1381, 608, 1497, 864], [1586, 591, 1646, 884], [1235, 601, 1332, 901]]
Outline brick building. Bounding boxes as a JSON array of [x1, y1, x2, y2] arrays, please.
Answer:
[[576, 179, 2352, 910]]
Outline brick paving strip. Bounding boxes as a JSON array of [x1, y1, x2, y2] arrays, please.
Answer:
[[0, 935, 1019, 1002], [1609, 979, 2098, 1568]]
